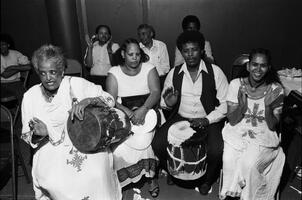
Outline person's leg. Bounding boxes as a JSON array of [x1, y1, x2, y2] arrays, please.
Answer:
[[199, 121, 224, 194]]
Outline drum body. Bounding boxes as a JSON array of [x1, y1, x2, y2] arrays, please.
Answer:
[[68, 105, 132, 154], [167, 121, 207, 180]]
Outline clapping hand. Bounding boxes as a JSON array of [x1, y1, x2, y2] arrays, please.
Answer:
[[85, 34, 96, 48], [163, 87, 179, 108], [238, 85, 248, 111], [265, 87, 284, 109]]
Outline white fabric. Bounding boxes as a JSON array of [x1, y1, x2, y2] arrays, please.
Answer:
[[160, 60, 228, 124], [140, 39, 170, 76], [167, 121, 195, 147], [108, 63, 154, 100], [108, 64, 158, 187], [84, 41, 119, 76], [174, 40, 213, 67], [220, 78, 285, 200], [21, 76, 121, 200], [1, 49, 30, 82]]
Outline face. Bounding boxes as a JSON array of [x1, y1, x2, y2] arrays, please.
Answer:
[[0, 41, 9, 56], [96, 27, 111, 45], [122, 43, 141, 69], [38, 60, 64, 92], [138, 28, 152, 46], [184, 22, 199, 31], [247, 53, 269, 82], [181, 42, 203, 68]]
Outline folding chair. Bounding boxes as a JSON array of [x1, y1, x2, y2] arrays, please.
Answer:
[[65, 58, 83, 77], [1, 105, 31, 199]]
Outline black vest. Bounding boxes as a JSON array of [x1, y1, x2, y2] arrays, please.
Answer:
[[167, 62, 219, 120]]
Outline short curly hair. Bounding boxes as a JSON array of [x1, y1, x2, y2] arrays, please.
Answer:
[[176, 31, 205, 52]]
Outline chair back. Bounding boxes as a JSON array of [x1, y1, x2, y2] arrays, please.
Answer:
[[20, 69, 30, 90], [231, 54, 250, 79], [65, 59, 83, 77], [0, 105, 16, 199]]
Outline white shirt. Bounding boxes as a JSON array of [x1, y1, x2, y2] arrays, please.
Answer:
[[161, 60, 228, 124], [174, 40, 214, 67], [140, 39, 170, 76], [1, 49, 30, 83], [84, 41, 119, 76]]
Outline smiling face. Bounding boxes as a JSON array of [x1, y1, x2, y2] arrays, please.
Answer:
[[247, 53, 270, 83], [181, 42, 203, 69], [122, 43, 141, 69], [38, 59, 64, 92]]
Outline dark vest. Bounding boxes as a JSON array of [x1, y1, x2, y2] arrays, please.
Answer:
[[167, 61, 219, 120]]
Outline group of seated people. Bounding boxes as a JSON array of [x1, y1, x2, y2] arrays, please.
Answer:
[[1, 14, 286, 200]]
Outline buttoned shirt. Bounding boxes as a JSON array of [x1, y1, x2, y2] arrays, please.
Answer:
[[174, 40, 214, 67], [1, 49, 30, 83], [140, 39, 170, 76], [84, 41, 119, 76], [161, 60, 228, 124]]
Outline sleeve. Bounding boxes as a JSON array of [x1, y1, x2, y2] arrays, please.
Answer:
[[226, 79, 241, 104], [21, 91, 38, 148], [112, 43, 120, 53], [205, 65, 229, 123], [160, 68, 175, 108], [159, 43, 170, 75], [174, 47, 184, 67]]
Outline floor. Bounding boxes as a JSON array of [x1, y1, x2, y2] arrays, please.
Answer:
[[0, 118, 301, 200]]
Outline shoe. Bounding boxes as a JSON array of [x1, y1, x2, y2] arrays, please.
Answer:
[[148, 179, 160, 198], [198, 183, 212, 195], [166, 174, 175, 185]]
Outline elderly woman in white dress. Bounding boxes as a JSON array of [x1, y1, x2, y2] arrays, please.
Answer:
[[21, 44, 121, 200], [106, 38, 161, 198], [220, 48, 285, 200]]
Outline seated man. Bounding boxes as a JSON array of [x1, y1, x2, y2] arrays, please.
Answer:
[[1, 33, 31, 102], [137, 24, 170, 89], [174, 15, 214, 67], [84, 25, 119, 88], [152, 31, 228, 195]]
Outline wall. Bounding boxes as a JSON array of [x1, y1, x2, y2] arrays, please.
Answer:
[[1, 0, 302, 81]]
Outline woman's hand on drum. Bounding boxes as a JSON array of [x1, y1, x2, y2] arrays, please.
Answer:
[[189, 118, 209, 129], [29, 117, 48, 136], [70, 98, 91, 121], [131, 106, 148, 125], [163, 87, 179, 108]]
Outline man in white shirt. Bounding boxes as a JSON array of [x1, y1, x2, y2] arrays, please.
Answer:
[[152, 31, 228, 195], [84, 25, 119, 88], [1, 34, 31, 101], [137, 24, 170, 89], [174, 15, 214, 67]]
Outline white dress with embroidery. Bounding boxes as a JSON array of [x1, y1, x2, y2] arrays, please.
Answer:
[[21, 76, 122, 200], [220, 78, 285, 200]]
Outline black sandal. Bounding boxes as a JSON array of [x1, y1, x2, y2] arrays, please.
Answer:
[[148, 179, 160, 198]]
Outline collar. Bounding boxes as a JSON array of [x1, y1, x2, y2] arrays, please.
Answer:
[[178, 59, 208, 75]]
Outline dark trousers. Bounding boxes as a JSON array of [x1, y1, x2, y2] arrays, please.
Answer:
[[151, 113, 224, 185]]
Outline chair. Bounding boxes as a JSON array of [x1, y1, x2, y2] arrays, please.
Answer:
[[65, 58, 83, 77], [231, 54, 250, 79], [1, 105, 31, 199], [1, 69, 31, 126]]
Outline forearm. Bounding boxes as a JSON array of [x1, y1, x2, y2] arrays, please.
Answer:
[[265, 106, 279, 131], [85, 48, 93, 68], [1, 66, 20, 78], [227, 105, 246, 126], [143, 90, 161, 109], [108, 52, 115, 66], [116, 102, 134, 118]]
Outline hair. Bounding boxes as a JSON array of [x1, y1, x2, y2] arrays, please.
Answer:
[[112, 38, 149, 66], [137, 24, 156, 38], [32, 44, 66, 73], [0, 33, 15, 49], [182, 15, 200, 31], [176, 30, 205, 52], [95, 24, 111, 35], [248, 48, 281, 84]]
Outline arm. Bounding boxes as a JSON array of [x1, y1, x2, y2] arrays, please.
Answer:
[[1, 64, 31, 78], [84, 35, 94, 68], [107, 41, 119, 66], [159, 43, 170, 75]]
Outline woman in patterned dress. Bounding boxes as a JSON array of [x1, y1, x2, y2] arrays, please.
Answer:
[[21, 44, 122, 200], [220, 48, 285, 200]]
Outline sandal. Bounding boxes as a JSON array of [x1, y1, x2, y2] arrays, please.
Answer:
[[148, 179, 160, 198]]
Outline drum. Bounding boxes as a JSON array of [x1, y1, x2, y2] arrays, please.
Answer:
[[67, 105, 132, 154], [167, 121, 207, 180]]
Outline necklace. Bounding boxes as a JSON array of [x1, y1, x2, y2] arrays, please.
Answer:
[[247, 77, 265, 92]]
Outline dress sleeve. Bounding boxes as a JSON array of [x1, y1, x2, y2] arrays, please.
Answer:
[[227, 78, 241, 104]]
